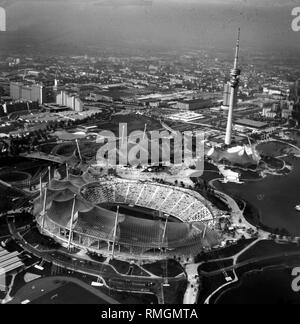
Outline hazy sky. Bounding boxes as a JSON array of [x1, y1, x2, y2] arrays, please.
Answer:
[[1, 0, 300, 54]]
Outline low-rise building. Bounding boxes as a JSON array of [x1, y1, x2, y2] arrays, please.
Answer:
[[234, 118, 268, 132], [175, 98, 211, 111]]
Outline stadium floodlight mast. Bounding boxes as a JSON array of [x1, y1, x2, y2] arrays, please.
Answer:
[[161, 215, 170, 287], [68, 195, 77, 250], [39, 176, 43, 203], [66, 163, 69, 179], [0, 267, 5, 293], [41, 188, 48, 232], [161, 214, 169, 254], [75, 139, 83, 162], [48, 166, 51, 184], [111, 206, 120, 258]]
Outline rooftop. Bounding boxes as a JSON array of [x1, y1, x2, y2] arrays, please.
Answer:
[[235, 118, 268, 129]]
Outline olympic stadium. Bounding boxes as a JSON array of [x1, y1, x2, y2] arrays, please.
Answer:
[[33, 172, 219, 260]]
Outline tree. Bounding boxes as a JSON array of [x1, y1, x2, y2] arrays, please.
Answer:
[[0, 192, 11, 212]]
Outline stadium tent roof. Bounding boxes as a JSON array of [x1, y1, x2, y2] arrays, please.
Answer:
[[47, 200, 75, 228], [33, 176, 93, 216], [208, 146, 258, 166], [166, 222, 192, 245], [36, 177, 220, 254], [44, 196, 214, 249], [49, 179, 82, 193], [76, 207, 122, 240], [47, 197, 93, 228], [49, 188, 77, 202], [117, 216, 163, 247], [39, 188, 76, 204], [68, 174, 89, 188]]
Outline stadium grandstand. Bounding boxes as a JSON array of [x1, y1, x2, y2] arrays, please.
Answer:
[[34, 173, 219, 260]]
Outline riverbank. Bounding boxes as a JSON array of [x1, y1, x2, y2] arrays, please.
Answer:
[[197, 238, 300, 304]]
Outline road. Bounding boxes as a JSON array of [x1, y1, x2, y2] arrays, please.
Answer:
[[7, 216, 186, 304], [10, 276, 119, 304], [183, 263, 200, 304], [203, 239, 300, 304]]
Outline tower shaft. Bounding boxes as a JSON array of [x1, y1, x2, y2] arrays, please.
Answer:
[[225, 87, 237, 145], [225, 29, 241, 146]]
